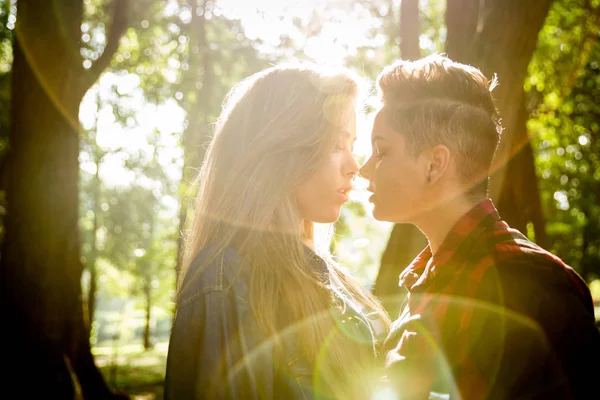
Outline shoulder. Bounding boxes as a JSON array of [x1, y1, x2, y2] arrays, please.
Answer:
[[479, 234, 595, 318], [177, 246, 250, 309], [490, 232, 583, 288], [458, 226, 593, 310], [476, 226, 576, 286]]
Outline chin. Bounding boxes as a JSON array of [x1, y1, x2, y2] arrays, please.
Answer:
[[372, 206, 400, 223], [316, 208, 341, 224], [371, 206, 387, 222]]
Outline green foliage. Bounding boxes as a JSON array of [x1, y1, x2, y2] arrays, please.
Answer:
[[0, 0, 13, 152], [0, 0, 13, 245], [2, 0, 593, 369], [78, 73, 181, 328], [0, 0, 591, 395], [110, 1, 269, 116], [343, 0, 446, 82], [79, 1, 271, 347], [333, 197, 393, 286], [526, 0, 600, 280]]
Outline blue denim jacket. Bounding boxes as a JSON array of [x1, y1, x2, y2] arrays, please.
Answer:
[[164, 246, 380, 399]]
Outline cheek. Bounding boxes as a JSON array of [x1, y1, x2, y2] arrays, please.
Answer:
[[374, 160, 424, 211], [295, 183, 312, 216], [307, 157, 341, 194], [294, 163, 341, 222], [374, 160, 405, 196]]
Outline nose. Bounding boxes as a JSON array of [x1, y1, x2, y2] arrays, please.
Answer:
[[359, 157, 373, 180], [345, 151, 360, 178]]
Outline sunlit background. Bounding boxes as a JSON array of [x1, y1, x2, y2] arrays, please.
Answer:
[[74, 0, 600, 396], [2, 0, 600, 398], [76, 2, 407, 396]]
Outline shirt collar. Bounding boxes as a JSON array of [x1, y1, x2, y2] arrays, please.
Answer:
[[303, 245, 329, 278], [399, 198, 500, 290]]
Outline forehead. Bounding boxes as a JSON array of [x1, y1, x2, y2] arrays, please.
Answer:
[[333, 108, 357, 138], [371, 108, 415, 153], [331, 128, 356, 144], [372, 109, 396, 139]]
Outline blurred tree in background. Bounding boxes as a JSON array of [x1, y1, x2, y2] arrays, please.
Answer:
[[527, 0, 600, 282], [0, 0, 132, 398]]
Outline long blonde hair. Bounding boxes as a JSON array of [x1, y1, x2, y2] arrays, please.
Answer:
[[180, 64, 390, 397]]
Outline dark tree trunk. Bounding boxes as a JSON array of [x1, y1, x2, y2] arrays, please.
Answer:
[[444, 0, 480, 63], [1, 31, 85, 399], [400, 0, 420, 60], [88, 262, 98, 329], [143, 278, 153, 350], [142, 180, 157, 351], [375, 0, 552, 305], [0, 0, 130, 398], [446, 0, 552, 246]]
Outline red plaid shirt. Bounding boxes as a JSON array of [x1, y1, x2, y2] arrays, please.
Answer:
[[382, 199, 599, 399]]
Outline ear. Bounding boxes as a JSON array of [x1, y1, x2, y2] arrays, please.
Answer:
[[426, 144, 451, 183]]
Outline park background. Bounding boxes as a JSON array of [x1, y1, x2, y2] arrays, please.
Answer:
[[0, 0, 599, 398]]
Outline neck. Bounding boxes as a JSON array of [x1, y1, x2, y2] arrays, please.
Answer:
[[413, 194, 482, 255], [301, 219, 315, 249]]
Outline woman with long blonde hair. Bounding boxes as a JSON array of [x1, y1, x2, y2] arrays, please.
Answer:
[[165, 64, 391, 399]]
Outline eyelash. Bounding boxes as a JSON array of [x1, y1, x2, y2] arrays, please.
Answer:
[[334, 141, 353, 153]]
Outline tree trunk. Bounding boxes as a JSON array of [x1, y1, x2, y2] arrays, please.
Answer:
[[142, 175, 157, 351], [143, 278, 153, 350], [175, 0, 213, 287], [444, 0, 480, 63], [375, 0, 552, 303], [87, 149, 103, 327], [446, 0, 552, 247], [0, 1, 129, 398], [400, 0, 420, 59]]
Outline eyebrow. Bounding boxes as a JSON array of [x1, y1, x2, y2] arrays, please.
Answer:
[[371, 135, 387, 145]]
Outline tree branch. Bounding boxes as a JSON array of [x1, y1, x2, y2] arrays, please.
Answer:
[[86, 0, 131, 89]]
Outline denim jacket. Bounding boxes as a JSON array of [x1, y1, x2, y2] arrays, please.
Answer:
[[164, 246, 381, 400]]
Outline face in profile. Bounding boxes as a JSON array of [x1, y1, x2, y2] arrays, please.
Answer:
[[295, 109, 359, 223], [359, 110, 430, 223]]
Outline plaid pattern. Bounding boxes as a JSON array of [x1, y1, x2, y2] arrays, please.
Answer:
[[383, 199, 595, 399]]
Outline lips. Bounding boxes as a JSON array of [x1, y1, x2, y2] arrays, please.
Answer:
[[366, 186, 376, 203], [337, 186, 352, 202], [338, 186, 352, 196]]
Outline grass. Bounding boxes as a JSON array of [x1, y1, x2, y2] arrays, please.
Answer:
[[94, 341, 168, 400]]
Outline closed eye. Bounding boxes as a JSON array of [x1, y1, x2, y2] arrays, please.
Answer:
[[375, 150, 387, 160], [334, 139, 354, 153], [333, 143, 345, 152]]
